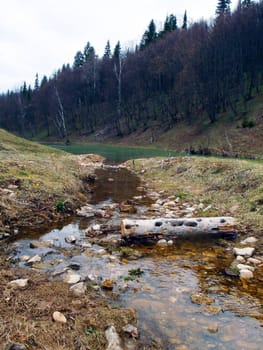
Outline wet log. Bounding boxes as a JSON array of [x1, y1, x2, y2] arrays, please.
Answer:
[[121, 217, 237, 242]]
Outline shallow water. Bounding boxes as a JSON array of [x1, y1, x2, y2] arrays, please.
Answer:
[[10, 166, 263, 349]]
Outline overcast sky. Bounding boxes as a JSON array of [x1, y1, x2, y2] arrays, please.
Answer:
[[0, 0, 238, 93]]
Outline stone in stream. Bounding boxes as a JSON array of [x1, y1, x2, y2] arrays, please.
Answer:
[[29, 240, 53, 248], [25, 254, 41, 266], [233, 247, 255, 257], [236, 264, 255, 272], [68, 262, 81, 270], [63, 271, 81, 284], [65, 235, 77, 244], [122, 324, 139, 338], [247, 257, 262, 265], [52, 311, 67, 323], [8, 279, 28, 289], [101, 279, 116, 290]]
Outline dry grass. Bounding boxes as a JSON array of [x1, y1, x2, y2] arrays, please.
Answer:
[[0, 255, 136, 350], [127, 156, 263, 235]]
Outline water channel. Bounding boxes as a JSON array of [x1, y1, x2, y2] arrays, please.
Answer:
[[10, 165, 263, 349]]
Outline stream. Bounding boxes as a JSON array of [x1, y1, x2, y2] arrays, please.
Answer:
[[10, 165, 263, 350]]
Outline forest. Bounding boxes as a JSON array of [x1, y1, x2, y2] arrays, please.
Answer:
[[0, 0, 262, 141]]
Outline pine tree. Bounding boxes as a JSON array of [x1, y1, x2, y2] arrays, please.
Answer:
[[83, 42, 95, 62], [140, 19, 157, 49], [34, 73, 39, 90], [73, 51, 84, 68], [113, 41, 121, 60], [216, 0, 231, 16], [182, 11, 187, 29], [103, 40, 112, 59], [242, 0, 252, 8], [164, 14, 177, 33]]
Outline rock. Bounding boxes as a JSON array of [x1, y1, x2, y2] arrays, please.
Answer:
[[81, 242, 92, 248], [207, 322, 219, 333], [167, 240, 174, 246], [236, 255, 246, 263], [237, 264, 255, 272], [240, 269, 254, 279], [157, 239, 167, 246], [233, 247, 255, 257], [5, 343, 27, 350], [8, 279, 28, 289], [68, 262, 81, 270], [52, 311, 67, 323], [101, 279, 116, 290], [76, 205, 95, 218], [25, 254, 41, 265], [0, 232, 10, 240], [247, 257, 262, 265], [122, 324, 139, 338], [29, 240, 53, 248], [240, 237, 258, 245], [105, 324, 123, 350], [63, 271, 81, 284], [108, 178, 114, 182], [19, 255, 30, 262], [65, 235, 77, 244], [69, 282, 87, 296], [191, 293, 214, 305]]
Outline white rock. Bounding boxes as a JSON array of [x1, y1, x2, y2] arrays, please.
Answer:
[[167, 240, 174, 246], [30, 240, 53, 248], [9, 278, 28, 288], [235, 255, 246, 263], [233, 247, 255, 257], [26, 255, 42, 265], [240, 269, 254, 279], [96, 248, 106, 255], [92, 224, 101, 231], [52, 311, 67, 323], [19, 255, 30, 262], [237, 264, 255, 272], [65, 235, 77, 244], [240, 237, 258, 245], [81, 242, 92, 248], [69, 282, 86, 296], [157, 239, 167, 246], [247, 257, 262, 265], [64, 271, 81, 284], [105, 325, 123, 350]]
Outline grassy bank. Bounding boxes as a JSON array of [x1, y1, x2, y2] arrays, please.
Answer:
[[0, 129, 97, 233], [126, 156, 263, 235]]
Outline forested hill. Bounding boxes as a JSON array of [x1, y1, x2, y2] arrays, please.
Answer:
[[0, 0, 263, 155]]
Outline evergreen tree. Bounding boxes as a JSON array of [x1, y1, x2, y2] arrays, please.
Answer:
[[83, 42, 95, 62], [140, 19, 157, 49], [163, 14, 177, 33], [34, 73, 39, 90], [242, 0, 253, 8], [216, 0, 231, 16], [40, 75, 48, 87], [182, 11, 187, 29], [73, 51, 84, 68], [113, 41, 121, 60], [103, 40, 112, 59]]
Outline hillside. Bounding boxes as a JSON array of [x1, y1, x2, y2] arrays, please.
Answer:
[[0, 1, 263, 155], [0, 129, 100, 234]]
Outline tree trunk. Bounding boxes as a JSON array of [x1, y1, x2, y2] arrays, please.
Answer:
[[121, 217, 237, 243]]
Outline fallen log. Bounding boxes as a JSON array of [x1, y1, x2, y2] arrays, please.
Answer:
[[121, 217, 237, 242]]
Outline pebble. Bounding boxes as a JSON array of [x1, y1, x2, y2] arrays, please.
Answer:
[[29, 240, 53, 248], [240, 269, 254, 279], [101, 279, 116, 290], [19, 255, 30, 262], [5, 344, 27, 350], [122, 324, 139, 338], [236, 255, 246, 263], [52, 311, 67, 323], [8, 279, 28, 289], [240, 237, 258, 245], [207, 322, 219, 333], [63, 271, 81, 284], [247, 257, 262, 265], [69, 282, 87, 296], [157, 239, 168, 246], [65, 235, 77, 244], [233, 247, 255, 257], [237, 264, 255, 272], [26, 254, 42, 265]]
